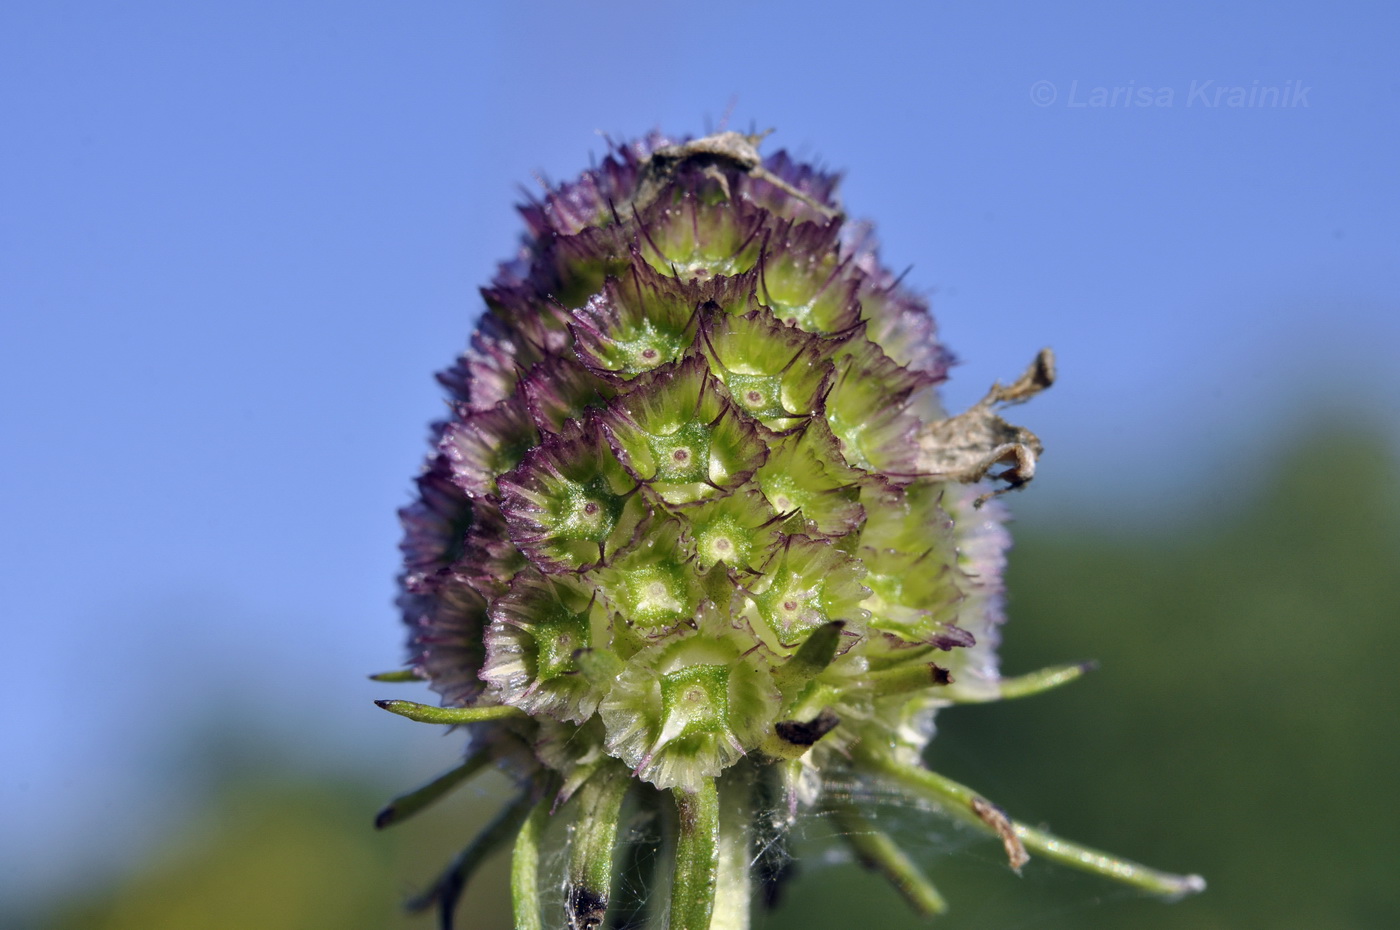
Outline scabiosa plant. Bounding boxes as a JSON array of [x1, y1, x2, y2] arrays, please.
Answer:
[[375, 131, 1204, 929]]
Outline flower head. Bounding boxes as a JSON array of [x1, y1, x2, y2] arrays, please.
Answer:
[[376, 131, 1203, 930]]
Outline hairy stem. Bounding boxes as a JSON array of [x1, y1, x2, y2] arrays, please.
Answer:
[[711, 777, 752, 930], [670, 778, 721, 930], [511, 791, 552, 930]]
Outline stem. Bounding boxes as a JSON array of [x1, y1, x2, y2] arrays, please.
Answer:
[[511, 792, 553, 930], [567, 766, 631, 930], [753, 764, 798, 910], [670, 778, 721, 930], [375, 699, 525, 725], [829, 802, 947, 917], [868, 754, 1206, 898], [375, 750, 491, 829], [711, 777, 752, 930]]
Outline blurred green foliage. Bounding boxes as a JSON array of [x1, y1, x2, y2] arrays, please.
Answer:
[[42, 427, 1400, 929]]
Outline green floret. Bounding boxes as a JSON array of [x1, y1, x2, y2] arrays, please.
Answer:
[[601, 355, 768, 505]]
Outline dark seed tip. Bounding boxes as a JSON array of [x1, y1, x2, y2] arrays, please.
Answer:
[[775, 708, 841, 747], [567, 886, 608, 930]]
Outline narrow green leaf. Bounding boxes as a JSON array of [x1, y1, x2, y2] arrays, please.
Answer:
[[869, 754, 1206, 898], [375, 750, 491, 829], [829, 803, 947, 917]]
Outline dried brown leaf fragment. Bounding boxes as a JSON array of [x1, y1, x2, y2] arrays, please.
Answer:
[[917, 348, 1055, 505], [629, 131, 841, 218]]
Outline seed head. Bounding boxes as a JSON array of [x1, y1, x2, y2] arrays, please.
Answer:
[[378, 131, 1204, 929]]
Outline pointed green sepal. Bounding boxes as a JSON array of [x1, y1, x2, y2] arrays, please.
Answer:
[[980, 661, 1096, 701], [772, 620, 845, 695], [369, 668, 427, 683], [375, 699, 525, 725]]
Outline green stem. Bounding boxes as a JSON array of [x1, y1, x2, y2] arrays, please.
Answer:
[[375, 699, 525, 725], [375, 750, 491, 829], [828, 802, 947, 918], [711, 777, 752, 930], [868, 755, 1206, 898], [670, 778, 721, 930], [511, 792, 553, 930], [754, 764, 798, 910], [567, 766, 631, 930]]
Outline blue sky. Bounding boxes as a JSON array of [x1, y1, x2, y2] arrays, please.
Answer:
[[2, 0, 1397, 910]]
